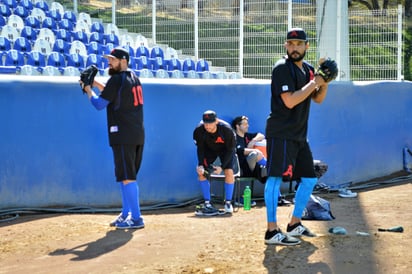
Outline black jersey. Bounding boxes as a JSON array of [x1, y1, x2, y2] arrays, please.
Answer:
[[193, 120, 236, 166], [100, 70, 145, 145], [266, 58, 315, 141]]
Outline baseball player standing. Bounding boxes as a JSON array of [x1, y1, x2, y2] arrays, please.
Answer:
[[80, 47, 145, 229], [264, 28, 337, 245]]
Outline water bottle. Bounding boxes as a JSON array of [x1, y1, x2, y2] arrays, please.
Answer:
[[243, 186, 251, 210]]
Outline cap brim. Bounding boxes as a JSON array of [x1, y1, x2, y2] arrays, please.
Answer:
[[286, 38, 307, 41], [103, 54, 116, 59]]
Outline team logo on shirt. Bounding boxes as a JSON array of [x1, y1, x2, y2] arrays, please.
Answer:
[[215, 137, 224, 144]]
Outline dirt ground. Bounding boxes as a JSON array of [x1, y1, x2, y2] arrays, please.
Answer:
[[1, 177, 411, 274]]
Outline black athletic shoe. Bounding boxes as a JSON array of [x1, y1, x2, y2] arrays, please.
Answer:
[[286, 222, 316, 237], [264, 229, 301, 246]]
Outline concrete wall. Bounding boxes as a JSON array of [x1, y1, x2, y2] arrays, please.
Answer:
[[0, 76, 411, 208]]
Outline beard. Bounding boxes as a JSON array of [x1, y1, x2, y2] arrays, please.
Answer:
[[287, 50, 306, 62], [108, 64, 121, 75]]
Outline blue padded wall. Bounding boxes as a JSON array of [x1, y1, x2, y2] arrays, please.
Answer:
[[0, 76, 411, 208]]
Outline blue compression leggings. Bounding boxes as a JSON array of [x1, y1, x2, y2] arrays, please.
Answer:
[[265, 177, 317, 223]]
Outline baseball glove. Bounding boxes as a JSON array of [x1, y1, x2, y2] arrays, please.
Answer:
[[79, 65, 98, 93], [315, 58, 338, 83]]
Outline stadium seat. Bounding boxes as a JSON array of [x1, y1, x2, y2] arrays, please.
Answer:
[[18, 64, 42, 76], [137, 68, 153, 78], [37, 28, 55, 46], [89, 31, 104, 44], [63, 66, 80, 76], [77, 12, 91, 27], [150, 46, 164, 59], [0, 15, 5, 27], [63, 10, 76, 24], [135, 45, 149, 58], [164, 47, 178, 59], [121, 44, 135, 59], [199, 70, 213, 79], [41, 17, 57, 31], [4, 49, 25, 66], [50, 2, 65, 15], [229, 72, 242, 79], [30, 7, 46, 23], [120, 34, 135, 48], [33, 38, 52, 55], [26, 50, 46, 67], [136, 56, 150, 70], [13, 36, 31, 53], [155, 69, 169, 79], [7, 14, 24, 31], [135, 34, 148, 47], [0, 4, 12, 17], [196, 59, 209, 72], [186, 70, 199, 79], [18, 0, 33, 11], [166, 58, 182, 72], [0, 25, 19, 42], [90, 21, 104, 34], [13, 6, 29, 19], [55, 29, 72, 42], [20, 26, 37, 42], [213, 71, 228, 79], [182, 58, 196, 77], [0, 36, 11, 52], [104, 33, 119, 46], [86, 53, 105, 71], [35, 0, 49, 12], [105, 23, 119, 36], [72, 30, 88, 44], [47, 51, 66, 68], [69, 40, 87, 56], [169, 69, 184, 79], [103, 42, 115, 54], [87, 41, 104, 55], [150, 56, 166, 72], [128, 57, 137, 70], [58, 18, 74, 32], [46, 9, 61, 22], [52, 39, 70, 55], [24, 15, 41, 29], [2, 0, 17, 9], [42, 65, 61, 75], [66, 53, 85, 69], [75, 20, 90, 33]]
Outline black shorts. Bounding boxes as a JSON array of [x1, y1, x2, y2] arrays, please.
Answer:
[[266, 137, 315, 181], [111, 144, 144, 182], [202, 150, 234, 171]]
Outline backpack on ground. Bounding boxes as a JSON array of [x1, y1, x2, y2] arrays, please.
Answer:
[[302, 194, 335, 221]]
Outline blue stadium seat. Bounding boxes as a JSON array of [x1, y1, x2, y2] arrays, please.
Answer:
[[169, 69, 184, 79], [166, 58, 182, 72], [103, 42, 115, 54], [35, 0, 49, 12], [63, 66, 80, 76], [86, 53, 105, 71], [136, 56, 150, 70], [58, 18, 74, 32], [42, 65, 61, 75], [89, 32, 104, 44], [46, 9, 61, 21], [63, 11, 76, 24], [150, 56, 166, 72], [90, 21, 104, 34], [4, 49, 25, 66], [55, 29, 72, 42], [136, 68, 153, 78], [20, 26, 38, 42], [26, 50, 46, 67], [13, 6, 29, 18], [52, 39, 70, 55], [155, 69, 169, 79], [135, 45, 149, 58], [66, 53, 85, 69], [2, 0, 17, 9], [24, 15, 41, 29], [122, 45, 135, 59], [46, 51, 66, 69], [128, 57, 137, 70], [18, 64, 42, 75], [150, 46, 164, 59], [42, 17, 57, 31], [0, 36, 11, 52], [186, 70, 199, 79], [104, 33, 119, 46], [72, 30, 88, 44], [13, 36, 31, 53], [0, 4, 11, 17], [199, 70, 213, 79], [0, 15, 5, 27], [87, 41, 104, 55], [18, 0, 33, 11], [196, 59, 209, 72], [182, 58, 196, 77]]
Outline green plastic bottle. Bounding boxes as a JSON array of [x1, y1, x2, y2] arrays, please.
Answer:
[[243, 186, 251, 210]]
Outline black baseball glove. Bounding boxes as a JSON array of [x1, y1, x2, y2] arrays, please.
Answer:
[[315, 58, 338, 83], [79, 65, 98, 93]]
